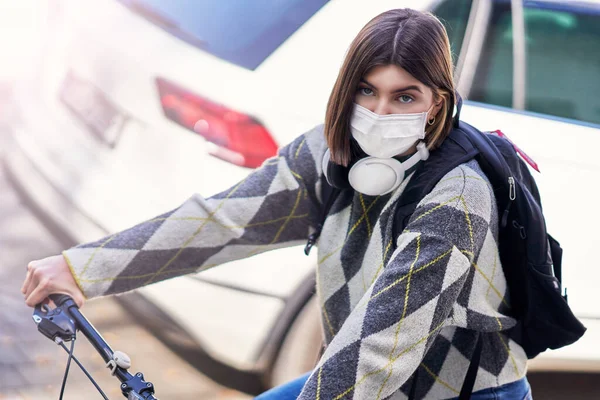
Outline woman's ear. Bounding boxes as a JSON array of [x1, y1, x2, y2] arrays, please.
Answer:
[[425, 94, 446, 131], [433, 93, 444, 114], [430, 92, 448, 122]]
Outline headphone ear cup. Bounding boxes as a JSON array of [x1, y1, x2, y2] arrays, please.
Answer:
[[348, 157, 404, 196], [322, 149, 351, 189]]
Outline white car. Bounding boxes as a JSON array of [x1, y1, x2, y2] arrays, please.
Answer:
[[4, 0, 600, 394]]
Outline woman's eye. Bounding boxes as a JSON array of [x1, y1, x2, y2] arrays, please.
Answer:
[[359, 87, 374, 96], [398, 95, 414, 103]]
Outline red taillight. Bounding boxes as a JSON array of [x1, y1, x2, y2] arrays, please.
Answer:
[[156, 77, 278, 168]]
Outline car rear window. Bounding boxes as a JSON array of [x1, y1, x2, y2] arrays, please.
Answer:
[[117, 0, 328, 70], [470, 1, 600, 125], [433, 0, 473, 66]]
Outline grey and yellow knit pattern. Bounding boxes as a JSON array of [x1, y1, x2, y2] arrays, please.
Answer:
[[63, 125, 527, 399]]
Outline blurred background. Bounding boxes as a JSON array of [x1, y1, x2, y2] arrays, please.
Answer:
[[1, 0, 599, 399]]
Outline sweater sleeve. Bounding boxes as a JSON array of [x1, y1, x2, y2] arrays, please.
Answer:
[[298, 164, 496, 400], [62, 125, 327, 299]]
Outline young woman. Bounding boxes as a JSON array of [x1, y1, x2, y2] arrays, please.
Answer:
[[22, 8, 533, 400]]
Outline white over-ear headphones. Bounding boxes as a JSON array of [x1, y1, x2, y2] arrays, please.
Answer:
[[323, 142, 430, 196]]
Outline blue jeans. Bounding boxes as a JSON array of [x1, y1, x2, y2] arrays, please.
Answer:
[[254, 374, 532, 400], [450, 377, 533, 400], [254, 373, 311, 400]]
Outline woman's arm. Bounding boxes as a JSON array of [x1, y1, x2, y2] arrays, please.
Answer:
[[61, 125, 327, 299], [298, 162, 505, 400]]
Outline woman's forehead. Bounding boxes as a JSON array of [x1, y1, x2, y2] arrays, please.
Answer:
[[363, 65, 427, 91]]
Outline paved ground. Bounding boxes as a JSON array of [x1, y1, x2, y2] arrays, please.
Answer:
[[0, 142, 251, 399]]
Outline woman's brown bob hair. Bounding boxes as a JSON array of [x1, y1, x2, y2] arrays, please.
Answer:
[[325, 8, 456, 166]]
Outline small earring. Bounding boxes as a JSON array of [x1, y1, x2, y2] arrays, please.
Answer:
[[428, 116, 436, 125]]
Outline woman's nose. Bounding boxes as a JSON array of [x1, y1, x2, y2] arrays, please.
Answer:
[[372, 101, 392, 116]]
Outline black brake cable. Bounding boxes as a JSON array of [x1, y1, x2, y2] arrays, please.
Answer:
[[58, 337, 75, 400], [55, 337, 109, 400]]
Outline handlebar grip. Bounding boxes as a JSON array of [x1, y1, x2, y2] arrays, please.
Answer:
[[49, 293, 75, 307]]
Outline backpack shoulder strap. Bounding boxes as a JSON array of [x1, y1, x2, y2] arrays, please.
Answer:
[[393, 127, 479, 240]]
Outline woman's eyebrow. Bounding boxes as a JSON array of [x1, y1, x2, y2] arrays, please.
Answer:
[[360, 78, 424, 94]]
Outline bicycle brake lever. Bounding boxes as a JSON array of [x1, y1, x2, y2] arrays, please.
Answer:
[[33, 301, 76, 342]]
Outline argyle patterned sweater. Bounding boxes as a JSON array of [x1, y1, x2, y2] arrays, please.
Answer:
[[63, 125, 527, 399]]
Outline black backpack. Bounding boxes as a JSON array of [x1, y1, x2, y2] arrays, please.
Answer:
[[305, 99, 586, 399]]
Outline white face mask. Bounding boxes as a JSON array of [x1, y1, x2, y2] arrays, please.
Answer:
[[350, 103, 431, 158]]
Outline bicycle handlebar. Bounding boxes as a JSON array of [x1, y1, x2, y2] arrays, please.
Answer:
[[49, 293, 73, 307], [33, 294, 158, 400]]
